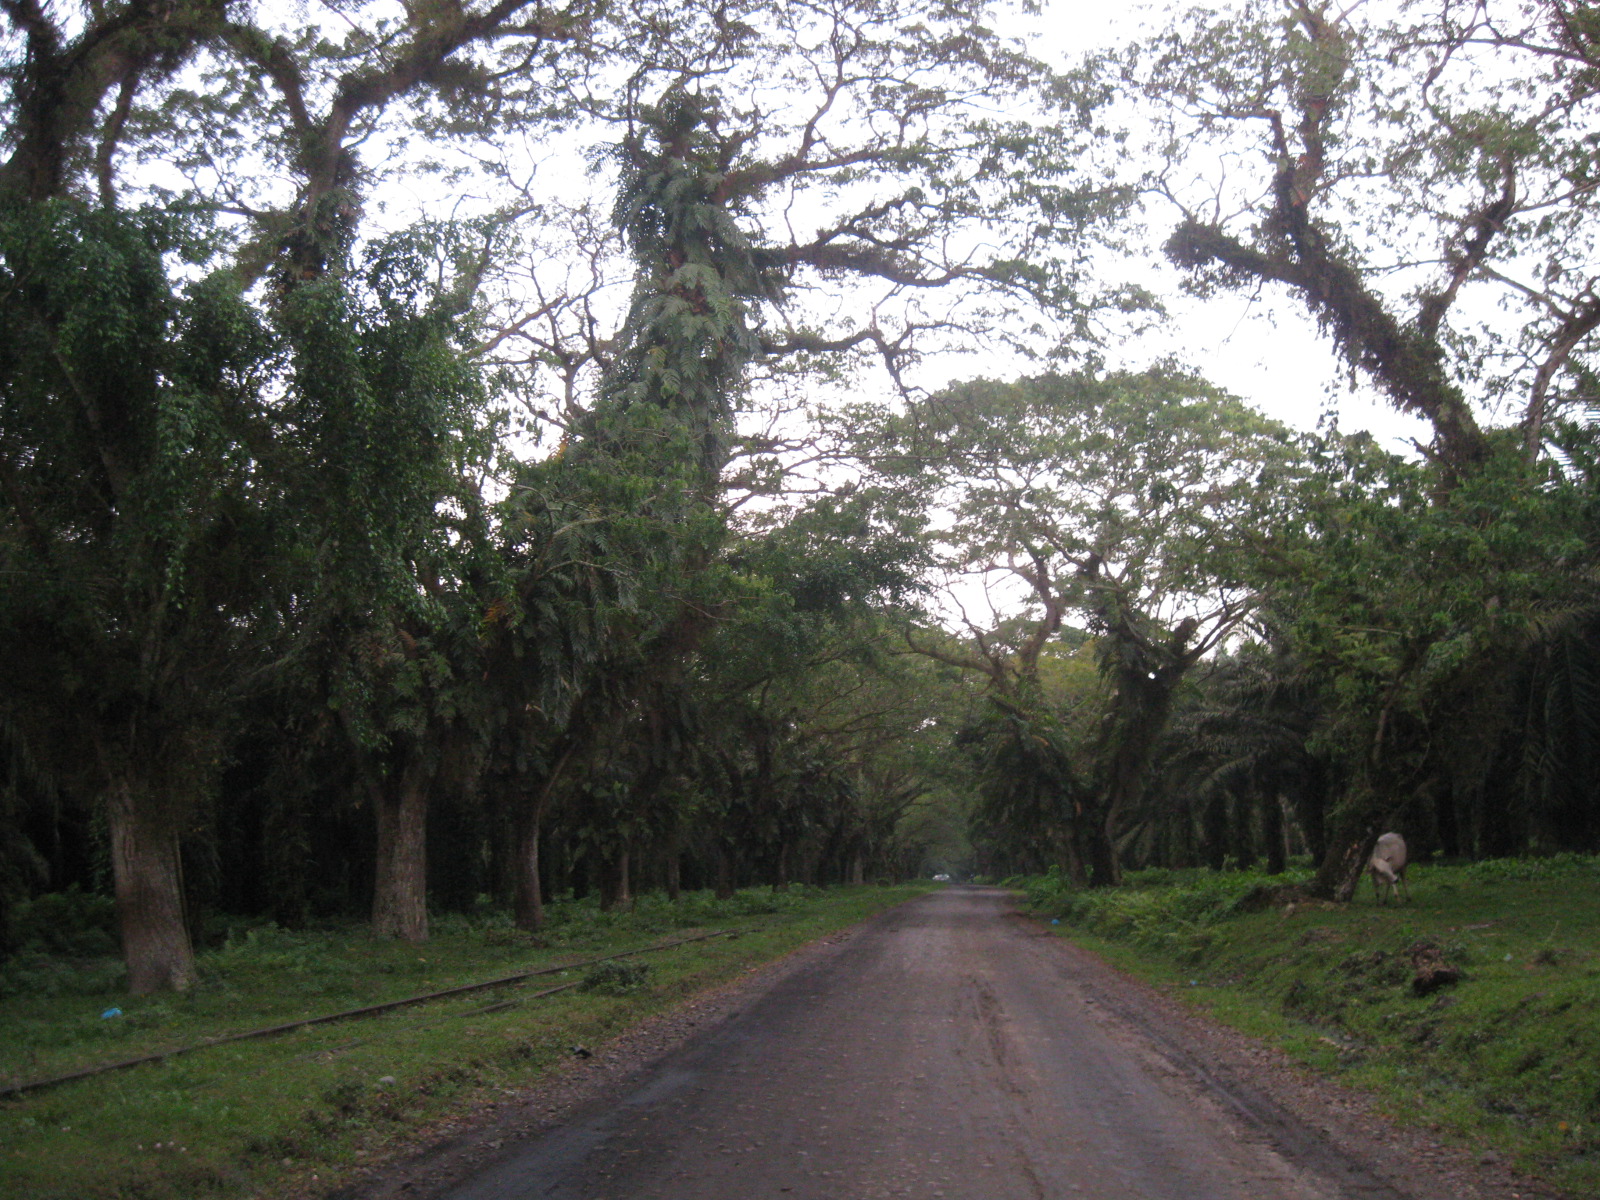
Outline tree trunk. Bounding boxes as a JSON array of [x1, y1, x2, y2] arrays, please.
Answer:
[[1310, 819, 1380, 902], [540, 826, 553, 906], [1229, 795, 1257, 870], [664, 826, 682, 901], [1057, 832, 1088, 887], [798, 841, 819, 886], [512, 786, 546, 932], [1264, 793, 1287, 876], [1260, 793, 1286, 876], [1082, 817, 1121, 888], [1202, 792, 1228, 871], [847, 852, 864, 886], [108, 782, 196, 994], [1436, 781, 1462, 859], [616, 845, 632, 909], [372, 760, 429, 942], [513, 748, 573, 932], [774, 841, 790, 891], [716, 846, 736, 899], [598, 847, 633, 911]]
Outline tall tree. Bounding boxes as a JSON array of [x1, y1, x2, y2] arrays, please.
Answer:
[[1106, 0, 1600, 475], [852, 369, 1301, 883], [484, 0, 1107, 920], [1257, 430, 1595, 897], [0, 203, 284, 991], [486, 89, 780, 925], [0, 0, 553, 979], [283, 224, 504, 942]]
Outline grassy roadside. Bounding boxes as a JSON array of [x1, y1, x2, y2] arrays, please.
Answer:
[[1015, 859, 1600, 1197], [0, 884, 932, 1200]]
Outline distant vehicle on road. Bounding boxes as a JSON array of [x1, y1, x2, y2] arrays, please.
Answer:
[[932, 873, 952, 882]]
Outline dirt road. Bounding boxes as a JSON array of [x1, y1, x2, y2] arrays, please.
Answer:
[[430, 888, 1522, 1200]]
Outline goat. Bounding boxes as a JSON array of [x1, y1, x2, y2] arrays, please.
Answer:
[[1369, 832, 1410, 904]]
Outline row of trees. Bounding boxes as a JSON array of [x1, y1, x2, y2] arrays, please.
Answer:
[[0, 0, 1082, 991], [861, 371, 1600, 894], [880, 0, 1600, 894], [6, 0, 1600, 994]]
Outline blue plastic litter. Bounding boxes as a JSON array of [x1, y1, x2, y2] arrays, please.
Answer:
[[100, 1007, 122, 1019], [1050, 918, 1060, 925]]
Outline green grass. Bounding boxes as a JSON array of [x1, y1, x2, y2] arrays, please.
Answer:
[[1018, 858, 1600, 1197], [0, 884, 931, 1200]]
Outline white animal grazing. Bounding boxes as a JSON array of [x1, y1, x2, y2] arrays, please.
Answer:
[[1369, 832, 1410, 904]]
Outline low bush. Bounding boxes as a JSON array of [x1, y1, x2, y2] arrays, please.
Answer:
[[1022, 864, 1311, 962], [581, 959, 653, 995], [4, 887, 118, 958]]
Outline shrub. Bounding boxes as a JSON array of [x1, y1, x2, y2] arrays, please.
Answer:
[[5, 887, 118, 958], [580, 959, 653, 995], [1465, 854, 1600, 884], [0, 951, 126, 998], [1016, 865, 1313, 962]]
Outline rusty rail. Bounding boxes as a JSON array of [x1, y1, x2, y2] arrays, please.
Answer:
[[0, 929, 735, 1099]]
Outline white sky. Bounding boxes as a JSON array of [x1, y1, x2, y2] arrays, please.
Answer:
[[1018, 0, 1430, 452], [412, 0, 1433, 459], [889, 0, 1436, 634]]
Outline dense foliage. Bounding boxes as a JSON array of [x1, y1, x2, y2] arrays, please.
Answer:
[[5, 0, 1600, 994]]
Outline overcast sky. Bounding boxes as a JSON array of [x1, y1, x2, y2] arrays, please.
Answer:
[[1020, 0, 1431, 452]]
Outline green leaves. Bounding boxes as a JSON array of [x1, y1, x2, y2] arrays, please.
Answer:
[[854, 368, 1300, 654], [1107, 1, 1600, 466]]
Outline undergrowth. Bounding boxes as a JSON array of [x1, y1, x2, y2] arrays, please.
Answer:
[[0, 883, 928, 1200], [1017, 864, 1313, 962]]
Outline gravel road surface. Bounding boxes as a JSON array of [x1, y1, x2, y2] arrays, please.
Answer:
[[432, 887, 1451, 1200]]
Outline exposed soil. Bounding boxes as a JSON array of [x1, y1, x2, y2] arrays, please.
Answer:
[[338, 888, 1565, 1200]]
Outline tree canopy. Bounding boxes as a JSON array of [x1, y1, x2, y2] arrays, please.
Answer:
[[7, 0, 1600, 993]]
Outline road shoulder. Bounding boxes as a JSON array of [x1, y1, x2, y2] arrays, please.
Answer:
[[1009, 908, 1563, 1200], [339, 911, 890, 1200]]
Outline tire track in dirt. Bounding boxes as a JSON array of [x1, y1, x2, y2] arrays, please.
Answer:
[[962, 972, 1047, 1199]]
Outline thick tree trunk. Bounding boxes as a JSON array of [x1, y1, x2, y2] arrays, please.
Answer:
[[1310, 817, 1380, 902], [1057, 833, 1088, 887], [847, 852, 864, 887], [1081, 818, 1121, 888], [716, 846, 736, 899], [598, 847, 632, 911], [372, 761, 429, 942], [108, 782, 196, 994]]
